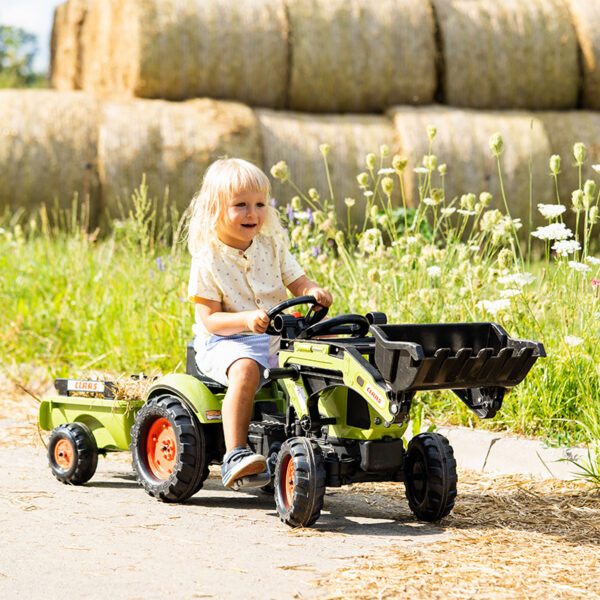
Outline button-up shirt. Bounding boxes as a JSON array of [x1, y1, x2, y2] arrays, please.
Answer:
[[188, 233, 305, 340]]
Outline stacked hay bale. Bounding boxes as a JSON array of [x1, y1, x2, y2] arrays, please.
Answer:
[[99, 98, 262, 218], [79, 0, 288, 107], [432, 0, 579, 109], [256, 109, 397, 218], [49, 0, 88, 90], [389, 105, 554, 227], [286, 0, 436, 112], [0, 90, 100, 222], [564, 0, 600, 110]]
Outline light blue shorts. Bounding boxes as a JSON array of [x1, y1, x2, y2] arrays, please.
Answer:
[[194, 334, 278, 388]]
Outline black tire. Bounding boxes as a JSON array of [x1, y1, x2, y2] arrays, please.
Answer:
[[404, 432, 457, 522], [274, 437, 326, 527], [130, 394, 207, 502], [48, 423, 98, 485]]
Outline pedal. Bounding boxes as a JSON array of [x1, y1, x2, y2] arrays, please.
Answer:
[[232, 470, 271, 491]]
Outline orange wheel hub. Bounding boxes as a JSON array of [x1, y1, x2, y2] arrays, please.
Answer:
[[146, 417, 177, 480], [280, 455, 295, 509], [54, 438, 74, 470]]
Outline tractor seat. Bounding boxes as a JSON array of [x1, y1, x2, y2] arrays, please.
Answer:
[[186, 341, 227, 394]]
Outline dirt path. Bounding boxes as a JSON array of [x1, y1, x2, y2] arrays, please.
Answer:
[[0, 446, 447, 600]]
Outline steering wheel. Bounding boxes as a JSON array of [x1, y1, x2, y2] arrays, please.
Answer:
[[265, 295, 329, 335], [298, 314, 370, 339]]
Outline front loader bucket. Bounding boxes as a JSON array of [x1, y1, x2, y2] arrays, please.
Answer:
[[370, 322, 545, 394]]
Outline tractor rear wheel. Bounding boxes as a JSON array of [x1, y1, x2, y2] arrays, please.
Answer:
[[274, 437, 326, 527], [404, 432, 457, 521], [131, 394, 208, 502], [48, 422, 98, 485]]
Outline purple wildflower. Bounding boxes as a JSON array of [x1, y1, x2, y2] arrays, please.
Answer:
[[312, 246, 321, 258], [156, 256, 166, 272], [286, 203, 294, 221], [307, 208, 313, 225]]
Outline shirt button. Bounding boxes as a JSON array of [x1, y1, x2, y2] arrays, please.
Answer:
[[256, 298, 261, 304]]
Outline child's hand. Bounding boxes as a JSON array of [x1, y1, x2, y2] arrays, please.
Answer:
[[307, 287, 333, 310], [247, 310, 270, 334]]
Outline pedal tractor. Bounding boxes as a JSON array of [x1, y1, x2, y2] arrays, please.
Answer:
[[39, 296, 545, 527]]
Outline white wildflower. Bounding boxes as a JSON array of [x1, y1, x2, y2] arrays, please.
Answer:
[[470, 245, 480, 252], [413, 167, 428, 174], [423, 197, 437, 206], [441, 207, 456, 216], [427, 266, 442, 278], [568, 261, 591, 273], [497, 272, 536, 287], [586, 256, 600, 265], [476, 299, 511, 315], [552, 239, 581, 256], [531, 222, 573, 241], [564, 335, 584, 347], [359, 228, 382, 254], [592, 164, 600, 174], [537, 203, 567, 219], [457, 209, 477, 216], [406, 236, 418, 245], [377, 168, 395, 175], [500, 289, 522, 298], [363, 190, 374, 197]]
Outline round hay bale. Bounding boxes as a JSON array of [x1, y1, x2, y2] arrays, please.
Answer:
[[432, 0, 579, 109], [50, 0, 89, 90], [287, 0, 436, 113], [0, 90, 100, 223], [81, 0, 288, 107], [256, 109, 398, 221], [388, 105, 554, 228], [538, 111, 600, 206], [564, 0, 600, 110], [98, 97, 262, 219]]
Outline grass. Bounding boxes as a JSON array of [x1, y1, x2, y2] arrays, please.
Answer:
[[2, 129, 600, 483]]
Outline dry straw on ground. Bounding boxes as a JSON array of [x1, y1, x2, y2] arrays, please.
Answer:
[[256, 109, 398, 219], [389, 105, 555, 227], [321, 471, 600, 600], [538, 111, 600, 210], [98, 97, 262, 218], [0, 90, 101, 222], [432, 0, 579, 109], [49, 0, 88, 90], [286, 0, 436, 113], [565, 0, 600, 110], [80, 0, 288, 107]]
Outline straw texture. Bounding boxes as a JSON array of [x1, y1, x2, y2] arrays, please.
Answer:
[[287, 0, 436, 113], [49, 0, 88, 90], [432, 0, 579, 109], [80, 0, 288, 107], [389, 105, 554, 227], [256, 109, 398, 218], [98, 98, 262, 218], [0, 90, 100, 220], [565, 0, 600, 110]]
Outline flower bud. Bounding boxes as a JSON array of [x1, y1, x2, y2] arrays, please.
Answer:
[[423, 154, 437, 171], [427, 125, 437, 141], [319, 143, 330, 157], [489, 132, 504, 156], [270, 160, 289, 181], [438, 163, 447, 176], [382, 176, 394, 196], [370, 206, 380, 220], [590, 206, 598, 223], [573, 142, 587, 166], [357, 172, 369, 187], [335, 230, 345, 245], [392, 155, 408, 172], [431, 188, 444, 204], [308, 188, 319, 201], [498, 248, 513, 270], [572, 189, 584, 211], [584, 179, 596, 198], [460, 193, 476, 211], [366, 153, 376, 169], [344, 197, 356, 208], [380, 144, 389, 157], [291, 196, 302, 211], [368, 268, 380, 283], [549, 154, 561, 176]]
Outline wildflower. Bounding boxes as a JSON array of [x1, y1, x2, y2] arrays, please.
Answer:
[[552, 239, 581, 256], [500, 289, 522, 298], [366, 153, 376, 169], [370, 206, 379, 220], [319, 143, 330, 157], [344, 197, 356, 208], [586, 256, 600, 265], [573, 142, 587, 166], [427, 265, 442, 278], [364, 190, 374, 198], [438, 163, 447, 176], [479, 192, 492, 208], [317, 253, 328, 265], [564, 335, 584, 347], [568, 261, 591, 272], [286, 203, 294, 221], [489, 132, 504, 156], [549, 154, 561, 176], [291, 196, 302, 211], [592, 164, 600, 174], [431, 188, 444, 204], [423, 154, 437, 171], [592, 278, 600, 287], [392, 155, 408, 172], [497, 272, 536, 286], [270, 160, 289, 181], [427, 125, 437, 141], [457, 209, 476, 216], [480, 209, 503, 231], [469, 245, 480, 252], [572, 190, 584, 211], [531, 222, 573, 241], [335, 230, 344, 245], [382, 177, 394, 196], [590, 206, 599, 223], [270, 197, 277, 207], [423, 197, 437, 206], [413, 167, 428, 175], [537, 203, 566, 219], [498, 248, 513, 269], [357, 172, 369, 187], [311, 246, 321, 258], [441, 207, 456, 216], [585, 179, 596, 198], [377, 168, 395, 175], [307, 208, 313, 225], [476, 299, 511, 315], [308, 188, 319, 201], [460, 193, 476, 211], [359, 228, 382, 254], [156, 256, 166, 272], [368, 268, 380, 283], [380, 144, 389, 157]]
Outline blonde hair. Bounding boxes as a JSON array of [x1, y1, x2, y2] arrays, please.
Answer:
[[187, 158, 285, 255]]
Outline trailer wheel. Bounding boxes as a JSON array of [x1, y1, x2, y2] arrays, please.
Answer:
[[131, 394, 207, 502], [274, 437, 326, 527], [48, 423, 98, 485], [404, 432, 457, 522]]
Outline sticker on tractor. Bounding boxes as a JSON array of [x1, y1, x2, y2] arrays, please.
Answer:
[[67, 380, 105, 393], [293, 384, 308, 414], [356, 375, 386, 409], [205, 410, 222, 421]]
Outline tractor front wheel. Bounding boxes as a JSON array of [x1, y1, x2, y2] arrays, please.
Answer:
[[404, 432, 457, 521], [274, 437, 326, 527], [48, 422, 98, 485], [131, 394, 208, 502]]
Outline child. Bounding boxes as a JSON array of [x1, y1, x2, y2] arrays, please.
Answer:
[[187, 158, 333, 488]]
